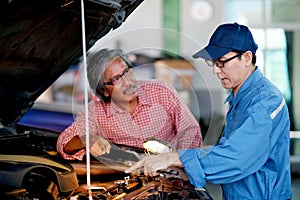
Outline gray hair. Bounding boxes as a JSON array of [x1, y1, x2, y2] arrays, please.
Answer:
[[86, 48, 127, 102]]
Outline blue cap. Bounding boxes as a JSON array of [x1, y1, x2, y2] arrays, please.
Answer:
[[192, 23, 258, 60]]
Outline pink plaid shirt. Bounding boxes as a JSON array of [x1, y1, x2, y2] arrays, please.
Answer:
[[56, 80, 202, 160]]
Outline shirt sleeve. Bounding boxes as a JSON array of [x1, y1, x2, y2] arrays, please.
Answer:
[[167, 84, 202, 149], [56, 102, 101, 160], [179, 103, 272, 187], [178, 148, 207, 188], [56, 118, 86, 160]]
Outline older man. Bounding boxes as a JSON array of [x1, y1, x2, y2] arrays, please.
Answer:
[[56, 48, 202, 160]]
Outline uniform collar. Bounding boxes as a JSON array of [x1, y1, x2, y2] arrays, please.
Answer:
[[225, 67, 262, 105]]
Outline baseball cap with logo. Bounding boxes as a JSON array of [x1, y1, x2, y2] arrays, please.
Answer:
[[192, 22, 258, 60]]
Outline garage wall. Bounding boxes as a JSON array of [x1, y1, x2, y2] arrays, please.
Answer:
[[92, 0, 163, 56]]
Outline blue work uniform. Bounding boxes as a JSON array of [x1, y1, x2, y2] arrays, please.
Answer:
[[179, 68, 292, 200]]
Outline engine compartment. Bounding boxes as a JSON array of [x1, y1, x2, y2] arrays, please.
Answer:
[[0, 127, 213, 200], [73, 173, 212, 200]]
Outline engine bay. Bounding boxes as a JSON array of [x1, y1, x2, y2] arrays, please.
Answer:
[[0, 128, 213, 200], [73, 171, 212, 200]]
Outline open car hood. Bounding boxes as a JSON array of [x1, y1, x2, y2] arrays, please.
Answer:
[[0, 0, 143, 126]]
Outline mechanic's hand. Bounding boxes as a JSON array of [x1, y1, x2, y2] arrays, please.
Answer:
[[80, 135, 111, 157], [124, 152, 182, 176]]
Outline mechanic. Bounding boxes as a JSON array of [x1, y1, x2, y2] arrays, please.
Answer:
[[56, 48, 202, 160], [125, 23, 292, 200]]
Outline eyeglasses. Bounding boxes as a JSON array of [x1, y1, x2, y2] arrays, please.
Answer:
[[103, 67, 133, 86], [205, 52, 244, 68]]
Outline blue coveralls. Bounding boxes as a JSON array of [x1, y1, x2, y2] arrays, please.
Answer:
[[179, 68, 292, 200]]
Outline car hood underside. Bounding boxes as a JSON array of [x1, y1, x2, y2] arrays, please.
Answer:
[[0, 0, 144, 127]]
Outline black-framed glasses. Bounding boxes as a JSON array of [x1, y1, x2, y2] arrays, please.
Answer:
[[103, 67, 133, 86], [205, 52, 244, 68]]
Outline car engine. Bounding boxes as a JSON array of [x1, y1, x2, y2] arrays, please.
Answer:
[[72, 171, 212, 200]]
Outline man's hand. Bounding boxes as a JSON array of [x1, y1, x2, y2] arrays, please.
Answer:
[[80, 135, 111, 157], [124, 152, 182, 176]]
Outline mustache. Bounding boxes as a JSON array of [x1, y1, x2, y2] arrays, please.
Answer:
[[123, 82, 137, 95]]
